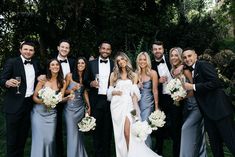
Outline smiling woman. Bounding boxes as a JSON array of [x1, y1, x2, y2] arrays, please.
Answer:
[[30, 58, 67, 157], [136, 52, 159, 147], [64, 56, 91, 157]]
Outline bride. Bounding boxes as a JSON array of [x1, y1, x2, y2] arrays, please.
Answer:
[[107, 52, 161, 157]]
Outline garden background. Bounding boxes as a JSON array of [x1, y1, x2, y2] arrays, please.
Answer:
[[0, 0, 234, 156]]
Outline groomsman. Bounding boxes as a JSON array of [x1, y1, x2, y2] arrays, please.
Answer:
[[151, 41, 182, 157], [55, 39, 75, 157], [0, 41, 39, 157], [88, 41, 114, 157], [183, 48, 235, 157]]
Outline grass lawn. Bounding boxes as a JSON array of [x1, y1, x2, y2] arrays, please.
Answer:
[[0, 110, 233, 157]]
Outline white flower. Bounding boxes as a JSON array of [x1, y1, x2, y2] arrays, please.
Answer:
[[78, 114, 96, 132], [38, 87, 62, 109], [166, 78, 187, 102], [132, 121, 152, 141], [148, 110, 166, 130]]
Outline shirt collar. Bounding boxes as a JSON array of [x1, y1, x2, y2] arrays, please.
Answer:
[[99, 56, 109, 63], [155, 55, 165, 62], [20, 55, 31, 63], [57, 55, 68, 61], [192, 63, 196, 69]]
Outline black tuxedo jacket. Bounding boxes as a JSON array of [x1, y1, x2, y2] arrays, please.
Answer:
[[66, 57, 76, 74], [194, 60, 233, 120], [0, 56, 39, 113], [88, 58, 114, 108]]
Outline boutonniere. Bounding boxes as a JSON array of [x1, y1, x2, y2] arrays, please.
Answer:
[[194, 73, 199, 78]]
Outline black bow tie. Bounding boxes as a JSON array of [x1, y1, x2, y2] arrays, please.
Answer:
[[24, 60, 32, 65], [184, 65, 194, 72], [59, 59, 67, 63], [100, 59, 108, 64], [155, 59, 165, 66]]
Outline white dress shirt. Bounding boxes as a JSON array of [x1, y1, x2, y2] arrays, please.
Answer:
[[57, 56, 70, 78], [156, 56, 172, 94], [192, 63, 196, 91], [20, 55, 35, 97], [98, 57, 110, 95]]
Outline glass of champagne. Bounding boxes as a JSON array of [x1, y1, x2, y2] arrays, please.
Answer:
[[15, 76, 21, 94], [95, 74, 99, 82], [95, 74, 99, 88]]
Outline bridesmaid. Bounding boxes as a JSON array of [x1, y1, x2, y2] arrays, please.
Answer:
[[136, 52, 159, 148], [30, 59, 67, 157], [64, 57, 91, 157], [169, 47, 207, 157]]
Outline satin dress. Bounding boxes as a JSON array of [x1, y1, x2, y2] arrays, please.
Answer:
[[30, 87, 58, 157], [64, 82, 88, 157], [139, 80, 154, 148], [108, 79, 161, 157]]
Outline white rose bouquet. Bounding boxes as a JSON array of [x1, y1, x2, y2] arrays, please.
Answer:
[[38, 87, 62, 109], [78, 113, 96, 132], [148, 110, 166, 130], [131, 120, 152, 142], [166, 78, 187, 105]]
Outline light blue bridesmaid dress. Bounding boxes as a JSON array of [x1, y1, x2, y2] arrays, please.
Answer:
[[30, 89, 58, 157], [139, 80, 154, 148], [64, 81, 88, 157]]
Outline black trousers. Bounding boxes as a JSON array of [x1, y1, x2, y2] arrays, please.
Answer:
[[92, 95, 113, 157], [204, 115, 235, 157], [55, 102, 65, 157], [5, 97, 32, 157], [155, 94, 183, 157]]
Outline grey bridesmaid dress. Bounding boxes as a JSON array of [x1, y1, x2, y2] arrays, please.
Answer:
[[64, 82, 88, 157], [30, 100, 57, 157], [180, 96, 207, 157], [139, 80, 154, 148]]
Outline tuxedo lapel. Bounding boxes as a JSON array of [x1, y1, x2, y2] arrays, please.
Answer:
[[165, 56, 172, 72], [109, 60, 114, 73], [32, 59, 38, 77], [16, 57, 27, 83], [193, 61, 199, 82], [94, 59, 99, 76], [68, 58, 75, 72]]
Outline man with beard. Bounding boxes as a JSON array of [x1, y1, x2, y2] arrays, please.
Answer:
[[151, 41, 182, 157], [88, 41, 114, 157]]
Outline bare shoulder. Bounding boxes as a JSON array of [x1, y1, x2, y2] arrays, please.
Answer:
[[132, 72, 138, 83], [150, 69, 158, 78]]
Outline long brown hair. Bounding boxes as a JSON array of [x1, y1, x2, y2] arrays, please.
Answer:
[[46, 59, 64, 90], [72, 57, 88, 85]]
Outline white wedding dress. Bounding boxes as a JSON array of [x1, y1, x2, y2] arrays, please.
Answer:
[[107, 79, 162, 157]]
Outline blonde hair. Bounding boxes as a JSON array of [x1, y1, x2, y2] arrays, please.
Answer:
[[113, 52, 135, 84], [169, 47, 183, 74], [136, 52, 152, 77], [169, 47, 183, 66]]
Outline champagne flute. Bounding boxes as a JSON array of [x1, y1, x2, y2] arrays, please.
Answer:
[[95, 74, 99, 82], [15, 76, 21, 94], [95, 74, 99, 88]]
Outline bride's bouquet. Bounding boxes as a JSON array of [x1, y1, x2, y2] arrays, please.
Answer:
[[130, 109, 152, 141], [148, 110, 166, 130], [166, 78, 187, 106], [131, 120, 152, 141], [131, 109, 166, 141], [78, 113, 96, 132], [38, 87, 62, 109]]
